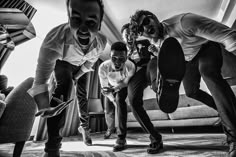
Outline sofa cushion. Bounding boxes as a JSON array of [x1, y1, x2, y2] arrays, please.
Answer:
[[127, 95, 206, 112], [143, 99, 160, 110], [127, 109, 169, 122], [178, 94, 205, 108], [168, 105, 218, 120], [127, 98, 159, 112]]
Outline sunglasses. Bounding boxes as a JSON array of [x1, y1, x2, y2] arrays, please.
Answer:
[[138, 16, 152, 34], [111, 56, 126, 63], [141, 16, 151, 26]]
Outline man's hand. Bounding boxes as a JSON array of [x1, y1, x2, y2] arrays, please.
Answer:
[[148, 44, 159, 56], [73, 71, 84, 81], [101, 87, 115, 96], [35, 97, 73, 118]]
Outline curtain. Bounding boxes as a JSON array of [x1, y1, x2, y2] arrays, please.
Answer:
[[34, 60, 105, 141]]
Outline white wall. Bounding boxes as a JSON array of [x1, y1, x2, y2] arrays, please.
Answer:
[[1, 2, 68, 137], [1, 2, 67, 87]]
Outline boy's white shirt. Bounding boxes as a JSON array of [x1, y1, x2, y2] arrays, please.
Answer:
[[98, 59, 135, 89]]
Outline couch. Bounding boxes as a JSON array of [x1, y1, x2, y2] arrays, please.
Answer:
[[0, 77, 37, 157], [127, 86, 236, 129], [127, 94, 220, 128]]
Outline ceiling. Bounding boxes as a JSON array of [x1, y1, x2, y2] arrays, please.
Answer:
[[103, 0, 222, 32], [25, 0, 235, 43]]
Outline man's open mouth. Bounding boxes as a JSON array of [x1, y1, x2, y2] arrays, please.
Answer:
[[115, 64, 122, 70], [78, 37, 90, 46]]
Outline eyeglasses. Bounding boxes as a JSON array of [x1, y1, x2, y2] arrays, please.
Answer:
[[111, 56, 126, 63]]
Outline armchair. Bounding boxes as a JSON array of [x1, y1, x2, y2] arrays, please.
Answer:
[[0, 77, 37, 157]]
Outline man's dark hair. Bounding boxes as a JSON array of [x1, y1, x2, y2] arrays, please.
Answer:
[[130, 10, 157, 24], [111, 41, 128, 54], [66, 0, 104, 22], [130, 9, 164, 38], [121, 23, 130, 34]]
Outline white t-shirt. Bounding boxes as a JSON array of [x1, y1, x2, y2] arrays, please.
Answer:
[[162, 13, 236, 61], [98, 59, 135, 88]]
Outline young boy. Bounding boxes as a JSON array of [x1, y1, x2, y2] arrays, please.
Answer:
[[28, 0, 107, 156]]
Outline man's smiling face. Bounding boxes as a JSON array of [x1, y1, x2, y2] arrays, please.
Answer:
[[111, 50, 127, 71], [68, 0, 101, 49], [137, 14, 161, 42]]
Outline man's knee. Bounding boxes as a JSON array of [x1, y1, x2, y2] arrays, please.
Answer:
[[199, 65, 220, 79]]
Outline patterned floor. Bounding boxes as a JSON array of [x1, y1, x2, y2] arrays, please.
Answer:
[[0, 128, 228, 157]]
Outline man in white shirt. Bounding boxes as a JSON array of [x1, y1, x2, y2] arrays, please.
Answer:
[[27, 0, 108, 156], [98, 41, 135, 151], [130, 10, 236, 157]]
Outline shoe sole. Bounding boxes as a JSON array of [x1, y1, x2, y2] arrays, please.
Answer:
[[113, 145, 127, 152], [157, 37, 185, 113]]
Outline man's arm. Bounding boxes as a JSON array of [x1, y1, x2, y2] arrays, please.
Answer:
[[28, 47, 60, 109], [113, 61, 136, 92], [28, 48, 73, 118], [27, 47, 74, 118], [73, 60, 96, 80], [182, 13, 236, 53], [98, 63, 116, 101], [98, 63, 110, 89]]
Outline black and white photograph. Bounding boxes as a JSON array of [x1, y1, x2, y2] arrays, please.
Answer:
[[0, 0, 236, 156]]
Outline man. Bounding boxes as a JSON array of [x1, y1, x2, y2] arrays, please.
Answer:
[[130, 10, 236, 157], [27, 0, 107, 156], [98, 41, 135, 151], [120, 23, 174, 154], [121, 23, 159, 90]]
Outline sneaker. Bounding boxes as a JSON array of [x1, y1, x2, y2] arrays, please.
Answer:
[[229, 142, 236, 157], [147, 141, 163, 154], [113, 139, 127, 152], [78, 126, 92, 146], [104, 128, 116, 139], [157, 37, 185, 113]]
